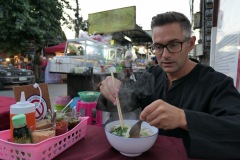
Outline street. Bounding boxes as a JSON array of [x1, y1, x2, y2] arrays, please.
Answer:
[[0, 83, 67, 107]]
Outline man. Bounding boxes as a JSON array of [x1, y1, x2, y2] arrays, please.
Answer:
[[98, 11, 240, 159]]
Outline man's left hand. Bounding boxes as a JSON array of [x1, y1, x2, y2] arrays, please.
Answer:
[[140, 99, 187, 130]]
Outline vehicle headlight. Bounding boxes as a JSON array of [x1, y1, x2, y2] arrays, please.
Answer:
[[27, 72, 31, 75], [6, 72, 11, 76]]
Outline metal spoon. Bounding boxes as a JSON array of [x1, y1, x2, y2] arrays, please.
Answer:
[[48, 109, 53, 120], [52, 110, 57, 128], [129, 120, 143, 138]]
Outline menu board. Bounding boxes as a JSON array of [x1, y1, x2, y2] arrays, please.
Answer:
[[212, 0, 240, 90], [88, 6, 136, 34]]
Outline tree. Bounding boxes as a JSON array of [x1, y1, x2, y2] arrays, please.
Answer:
[[0, 0, 73, 56], [71, 0, 88, 38]]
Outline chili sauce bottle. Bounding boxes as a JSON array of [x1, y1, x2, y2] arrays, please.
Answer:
[[12, 114, 31, 144]]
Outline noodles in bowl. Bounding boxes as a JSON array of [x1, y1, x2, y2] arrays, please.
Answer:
[[110, 124, 154, 138], [105, 120, 158, 157]]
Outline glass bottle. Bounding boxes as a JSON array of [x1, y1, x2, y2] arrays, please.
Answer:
[[12, 114, 31, 144]]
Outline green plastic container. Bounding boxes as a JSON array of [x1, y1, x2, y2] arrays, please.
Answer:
[[78, 91, 100, 102], [54, 104, 70, 112], [54, 96, 71, 111]]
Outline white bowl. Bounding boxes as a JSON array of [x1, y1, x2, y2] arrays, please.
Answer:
[[105, 120, 158, 157]]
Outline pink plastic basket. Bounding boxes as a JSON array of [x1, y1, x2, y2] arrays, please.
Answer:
[[0, 116, 88, 160]]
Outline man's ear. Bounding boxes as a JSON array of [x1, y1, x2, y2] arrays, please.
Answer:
[[188, 36, 196, 51]]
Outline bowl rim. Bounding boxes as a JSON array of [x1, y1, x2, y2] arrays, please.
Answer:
[[78, 91, 100, 95]]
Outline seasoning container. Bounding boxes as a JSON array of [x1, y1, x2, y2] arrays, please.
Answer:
[[10, 91, 36, 142], [54, 96, 71, 111], [30, 126, 55, 143], [65, 112, 81, 130], [12, 114, 31, 144], [55, 112, 68, 136]]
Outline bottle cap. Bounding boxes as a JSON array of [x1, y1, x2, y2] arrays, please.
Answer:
[[10, 91, 35, 114], [12, 114, 27, 127]]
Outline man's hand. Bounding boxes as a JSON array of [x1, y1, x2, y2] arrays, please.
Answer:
[[140, 99, 188, 130], [99, 76, 121, 105]]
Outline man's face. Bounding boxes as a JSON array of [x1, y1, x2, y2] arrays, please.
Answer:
[[152, 23, 195, 76]]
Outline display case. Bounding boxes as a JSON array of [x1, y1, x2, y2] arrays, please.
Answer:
[[49, 38, 125, 74], [48, 38, 126, 97], [65, 38, 125, 64]]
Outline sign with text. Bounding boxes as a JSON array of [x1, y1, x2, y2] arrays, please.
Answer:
[[88, 6, 136, 34], [212, 0, 240, 91], [13, 83, 51, 120]]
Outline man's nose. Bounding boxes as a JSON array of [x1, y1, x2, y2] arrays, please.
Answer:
[[161, 47, 171, 57]]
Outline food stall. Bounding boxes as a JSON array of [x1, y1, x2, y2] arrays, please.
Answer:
[[49, 6, 153, 97], [49, 37, 125, 97]]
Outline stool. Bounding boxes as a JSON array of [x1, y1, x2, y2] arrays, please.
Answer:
[[77, 100, 102, 126]]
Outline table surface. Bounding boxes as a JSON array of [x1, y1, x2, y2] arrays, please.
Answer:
[[54, 125, 188, 160], [0, 96, 15, 131], [0, 96, 189, 160]]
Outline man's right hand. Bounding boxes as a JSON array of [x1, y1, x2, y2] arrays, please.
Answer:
[[99, 76, 121, 105]]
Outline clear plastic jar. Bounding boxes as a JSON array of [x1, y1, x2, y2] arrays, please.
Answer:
[[65, 112, 81, 130], [55, 112, 68, 136], [30, 126, 55, 143]]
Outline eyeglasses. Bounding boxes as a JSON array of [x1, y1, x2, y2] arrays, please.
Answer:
[[150, 38, 190, 55]]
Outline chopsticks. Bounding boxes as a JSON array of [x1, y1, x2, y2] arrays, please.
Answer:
[[110, 72, 124, 129]]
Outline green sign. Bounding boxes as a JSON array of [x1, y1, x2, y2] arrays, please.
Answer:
[[88, 6, 136, 34]]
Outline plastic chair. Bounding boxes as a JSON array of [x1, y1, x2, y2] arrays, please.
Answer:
[[77, 100, 102, 126]]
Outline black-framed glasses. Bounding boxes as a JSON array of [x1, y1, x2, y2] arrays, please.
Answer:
[[150, 38, 190, 55]]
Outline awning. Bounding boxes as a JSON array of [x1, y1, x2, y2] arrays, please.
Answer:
[[111, 25, 152, 46], [44, 42, 66, 53]]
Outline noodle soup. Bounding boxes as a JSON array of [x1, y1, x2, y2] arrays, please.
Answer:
[[110, 125, 154, 138], [105, 120, 158, 157]]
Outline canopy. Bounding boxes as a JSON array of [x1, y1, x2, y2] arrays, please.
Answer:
[[44, 42, 66, 53]]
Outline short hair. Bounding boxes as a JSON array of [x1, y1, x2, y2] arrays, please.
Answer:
[[151, 11, 192, 37]]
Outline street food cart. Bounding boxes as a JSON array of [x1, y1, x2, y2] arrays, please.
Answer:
[[49, 37, 125, 97]]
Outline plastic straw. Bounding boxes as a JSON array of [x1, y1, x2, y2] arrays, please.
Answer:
[[60, 99, 73, 113]]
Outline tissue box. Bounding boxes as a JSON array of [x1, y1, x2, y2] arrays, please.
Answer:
[[57, 58, 72, 73], [49, 59, 57, 72]]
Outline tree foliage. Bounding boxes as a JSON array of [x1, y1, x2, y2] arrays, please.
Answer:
[[0, 0, 74, 55]]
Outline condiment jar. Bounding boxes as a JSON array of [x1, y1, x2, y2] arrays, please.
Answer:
[[12, 114, 31, 144], [10, 91, 36, 142], [54, 96, 71, 111], [65, 111, 81, 130], [55, 112, 68, 136]]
